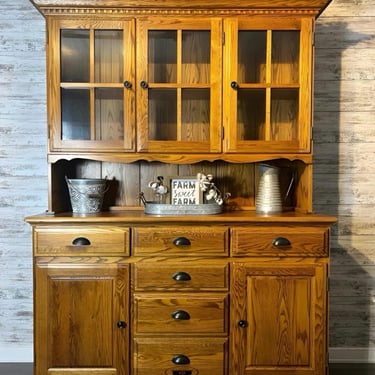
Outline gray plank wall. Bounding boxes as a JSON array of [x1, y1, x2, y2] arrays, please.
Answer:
[[0, 0, 373, 363], [0, 0, 47, 362], [314, 0, 375, 361]]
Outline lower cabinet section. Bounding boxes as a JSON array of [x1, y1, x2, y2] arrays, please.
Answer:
[[28, 217, 334, 375], [34, 260, 130, 375], [133, 338, 228, 375]]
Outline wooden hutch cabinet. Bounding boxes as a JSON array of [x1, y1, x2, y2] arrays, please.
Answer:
[[26, 1, 335, 375]]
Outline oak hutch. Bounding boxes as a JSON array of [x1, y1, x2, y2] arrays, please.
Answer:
[[26, 1, 336, 374]]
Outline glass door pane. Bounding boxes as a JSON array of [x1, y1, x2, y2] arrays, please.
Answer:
[[95, 30, 123, 83], [148, 30, 177, 83], [61, 30, 89, 82], [238, 31, 266, 84], [237, 89, 266, 141], [182, 88, 210, 141], [182, 30, 210, 84], [95, 88, 124, 141], [272, 31, 300, 84], [59, 26, 125, 144], [147, 29, 211, 143], [148, 89, 177, 141], [270, 88, 299, 141], [61, 88, 90, 140]]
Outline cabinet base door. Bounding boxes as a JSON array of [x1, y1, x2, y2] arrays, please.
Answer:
[[230, 262, 328, 375], [34, 261, 129, 375]]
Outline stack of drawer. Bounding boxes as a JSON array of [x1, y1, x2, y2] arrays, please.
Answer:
[[132, 226, 230, 375]]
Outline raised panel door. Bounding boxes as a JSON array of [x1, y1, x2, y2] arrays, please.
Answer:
[[230, 262, 328, 375], [34, 260, 129, 375]]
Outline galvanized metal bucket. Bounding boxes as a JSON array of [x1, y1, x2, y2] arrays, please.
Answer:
[[66, 177, 108, 215]]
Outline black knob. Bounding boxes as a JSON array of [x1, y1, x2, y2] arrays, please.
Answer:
[[238, 320, 248, 328], [140, 80, 148, 89], [172, 271, 192, 281], [72, 237, 91, 246], [272, 237, 291, 247], [172, 354, 190, 365], [171, 310, 191, 320], [231, 81, 239, 89], [124, 80, 132, 89], [173, 237, 191, 246], [117, 321, 126, 329]]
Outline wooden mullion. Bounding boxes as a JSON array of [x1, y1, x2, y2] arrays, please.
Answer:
[[265, 30, 272, 141], [177, 29, 182, 141], [90, 29, 96, 140]]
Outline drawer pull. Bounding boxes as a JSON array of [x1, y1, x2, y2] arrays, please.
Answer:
[[72, 237, 91, 246], [171, 310, 190, 320], [272, 237, 291, 248], [173, 237, 191, 246], [172, 354, 190, 365], [172, 272, 191, 281]]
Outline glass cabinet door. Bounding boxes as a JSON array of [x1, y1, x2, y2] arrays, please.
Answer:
[[223, 18, 313, 153], [49, 19, 135, 151], [136, 18, 222, 153]]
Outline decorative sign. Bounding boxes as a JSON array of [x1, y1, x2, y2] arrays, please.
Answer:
[[170, 177, 202, 205]]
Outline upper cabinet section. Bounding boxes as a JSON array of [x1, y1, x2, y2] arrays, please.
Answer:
[[33, 0, 332, 162], [223, 17, 313, 153], [47, 19, 135, 152], [136, 18, 222, 154]]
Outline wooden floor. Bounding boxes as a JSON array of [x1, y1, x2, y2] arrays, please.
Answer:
[[0, 363, 375, 374]]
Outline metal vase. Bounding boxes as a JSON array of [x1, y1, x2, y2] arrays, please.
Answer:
[[255, 164, 283, 214]]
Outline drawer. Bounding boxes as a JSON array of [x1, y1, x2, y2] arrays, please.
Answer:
[[231, 226, 329, 257], [133, 262, 229, 291], [34, 226, 130, 256], [132, 226, 229, 256], [134, 337, 228, 375], [133, 293, 228, 335]]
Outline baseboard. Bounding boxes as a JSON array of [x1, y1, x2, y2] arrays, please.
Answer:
[[330, 347, 375, 363], [0, 346, 33, 362]]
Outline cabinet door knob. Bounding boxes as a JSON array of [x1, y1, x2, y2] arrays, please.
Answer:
[[140, 80, 148, 89], [172, 354, 190, 365], [172, 271, 191, 281], [238, 320, 248, 328], [173, 237, 191, 246], [72, 237, 91, 246], [124, 80, 132, 89], [231, 81, 239, 89], [171, 310, 191, 320], [272, 237, 291, 247], [117, 321, 126, 329]]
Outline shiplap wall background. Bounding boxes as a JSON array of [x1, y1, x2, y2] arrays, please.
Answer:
[[0, 0, 373, 363], [314, 0, 375, 362]]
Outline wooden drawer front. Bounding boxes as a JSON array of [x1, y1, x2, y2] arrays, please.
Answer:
[[35, 226, 130, 256], [134, 293, 228, 335], [132, 226, 229, 256], [134, 262, 229, 291], [231, 226, 329, 257], [134, 337, 228, 375]]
